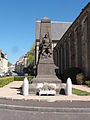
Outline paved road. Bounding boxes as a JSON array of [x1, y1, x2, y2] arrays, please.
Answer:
[[0, 108, 90, 120], [0, 99, 90, 120], [0, 98, 90, 108]]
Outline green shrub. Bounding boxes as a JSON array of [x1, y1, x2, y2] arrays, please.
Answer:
[[62, 67, 82, 84], [0, 76, 14, 87], [76, 73, 84, 85], [28, 76, 33, 81], [85, 80, 90, 87], [14, 76, 33, 81], [0, 76, 33, 88], [14, 76, 25, 81]]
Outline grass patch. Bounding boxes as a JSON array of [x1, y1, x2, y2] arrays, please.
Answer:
[[72, 88, 90, 96]]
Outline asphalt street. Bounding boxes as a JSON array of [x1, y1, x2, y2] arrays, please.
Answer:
[[0, 109, 90, 120], [0, 99, 90, 120], [0, 98, 90, 108]]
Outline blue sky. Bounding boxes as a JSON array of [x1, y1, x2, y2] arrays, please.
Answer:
[[0, 0, 89, 64]]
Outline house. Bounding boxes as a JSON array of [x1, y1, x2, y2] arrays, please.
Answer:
[[15, 55, 27, 75], [0, 49, 8, 73]]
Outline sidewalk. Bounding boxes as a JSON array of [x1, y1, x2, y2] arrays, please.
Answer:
[[0, 81, 90, 101]]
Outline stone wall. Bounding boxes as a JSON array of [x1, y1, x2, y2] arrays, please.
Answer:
[[54, 3, 90, 78], [87, 5, 90, 78]]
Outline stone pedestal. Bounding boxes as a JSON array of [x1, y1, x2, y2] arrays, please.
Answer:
[[29, 81, 61, 94], [29, 58, 61, 94]]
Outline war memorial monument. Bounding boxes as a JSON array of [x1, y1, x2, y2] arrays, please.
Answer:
[[29, 17, 61, 95]]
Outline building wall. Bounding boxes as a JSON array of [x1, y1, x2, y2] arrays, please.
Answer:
[[0, 52, 8, 73], [54, 3, 90, 78], [15, 62, 24, 73], [15, 55, 27, 74], [2, 58, 8, 73], [87, 6, 90, 78]]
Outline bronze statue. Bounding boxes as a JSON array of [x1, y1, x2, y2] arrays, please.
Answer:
[[39, 33, 52, 59]]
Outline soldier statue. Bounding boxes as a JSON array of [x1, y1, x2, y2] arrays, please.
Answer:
[[39, 33, 52, 59]]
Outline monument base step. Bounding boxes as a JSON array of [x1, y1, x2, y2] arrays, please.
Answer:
[[29, 75, 63, 95], [30, 76, 61, 83], [29, 82, 65, 95]]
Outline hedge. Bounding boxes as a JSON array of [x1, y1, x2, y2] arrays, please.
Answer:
[[0, 76, 14, 87], [85, 80, 90, 87], [61, 67, 83, 84], [0, 76, 33, 87], [14, 76, 33, 81]]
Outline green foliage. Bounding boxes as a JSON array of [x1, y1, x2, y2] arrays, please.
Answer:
[[26, 44, 35, 66], [76, 73, 84, 85], [14, 76, 33, 81], [62, 67, 82, 84], [8, 61, 12, 67], [25, 44, 35, 75], [0, 76, 33, 88], [72, 88, 90, 96], [85, 80, 90, 87], [14, 76, 24, 81], [0, 76, 14, 87]]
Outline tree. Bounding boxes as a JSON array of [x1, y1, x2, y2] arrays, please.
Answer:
[[8, 61, 12, 67], [26, 44, 35, 65], [25, 44, 35, 75]]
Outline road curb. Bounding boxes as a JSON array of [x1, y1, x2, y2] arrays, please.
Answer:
[[0, 96, 90, 102]]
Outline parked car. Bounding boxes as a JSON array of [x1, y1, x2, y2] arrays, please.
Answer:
[[5, 71, 12, 76], [5, 71, 18, 76], [11, 72, 18, 76], [0, 72, 5, 77]]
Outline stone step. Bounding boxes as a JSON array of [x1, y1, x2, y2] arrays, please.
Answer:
[[31, 78, 61, 84]]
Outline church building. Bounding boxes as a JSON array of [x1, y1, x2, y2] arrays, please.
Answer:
[[54, 2, 90, 79], [35, 2, 90, 79]]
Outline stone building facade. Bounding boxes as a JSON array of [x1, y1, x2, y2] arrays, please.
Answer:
[[54, 3, 90, 79], [35, 17, 71, 65], [15, 55, 27, 74], [0, 49, 8, 73]]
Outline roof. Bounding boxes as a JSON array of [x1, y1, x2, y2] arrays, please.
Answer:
[[51, 22, 71, 40], [1, 53, 4, 58], [36, 21, 72, 41]]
